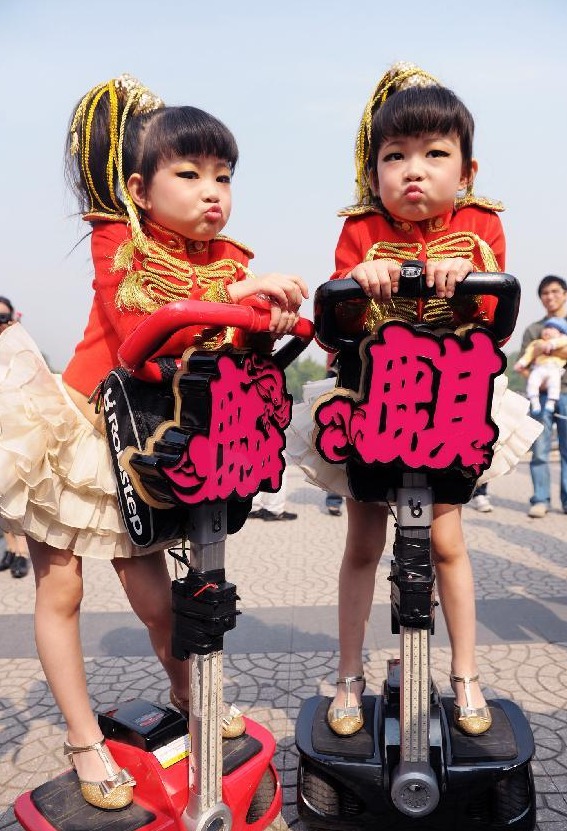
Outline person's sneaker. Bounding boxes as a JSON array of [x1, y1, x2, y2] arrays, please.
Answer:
[[263, 510, 298, 521], [0, 550, 15, 571], [325, 495, 343, 516], [10, 555, 29, 578], [528, 503, 547, 518], [248, 508, 269, 519], [470, 494, 493, 513]]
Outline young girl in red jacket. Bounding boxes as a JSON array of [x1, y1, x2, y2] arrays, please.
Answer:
[[0, 74, 307, 810], [289, 62, 539, 740]]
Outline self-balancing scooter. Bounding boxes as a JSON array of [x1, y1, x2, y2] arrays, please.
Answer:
[[295, 264, 536, 830], [15, 300, 314, 831]]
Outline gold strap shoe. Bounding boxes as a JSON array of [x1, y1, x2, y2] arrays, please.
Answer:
[[327, 675, 366, 737], [450, 673, 492, 736], [170, 689, 245, 739], [222, 703, 246, 739], [63, 738, 135, 810]]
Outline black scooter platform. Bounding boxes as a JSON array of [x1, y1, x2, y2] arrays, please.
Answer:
[[296, 693, 536, 830]]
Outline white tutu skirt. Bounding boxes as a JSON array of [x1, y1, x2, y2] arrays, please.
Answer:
[[0, 324, 165, 559], [286, 374, 543, 500]]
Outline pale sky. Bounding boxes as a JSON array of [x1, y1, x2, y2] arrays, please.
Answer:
[[1, 0, 566, 371]]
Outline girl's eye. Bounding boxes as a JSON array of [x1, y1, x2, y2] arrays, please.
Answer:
[[177, 170, 199, 179], [428, 149, 450, 158], [217, 175, 231, 184], [382, 152, 403, 162]]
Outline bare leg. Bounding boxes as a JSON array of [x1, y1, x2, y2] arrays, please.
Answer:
[[11, 533, 29, 557], [332, 499, 388, 710], [112, 552, 188, 701], [27, 538, 121, 783], [431, 504, 486, 709]]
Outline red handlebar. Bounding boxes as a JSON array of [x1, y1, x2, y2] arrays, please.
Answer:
[[118, 299, 314, 373]]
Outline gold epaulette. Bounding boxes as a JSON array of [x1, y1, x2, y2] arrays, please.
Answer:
[[214, 234, 255, 257], [82, 211, 128, 223], [337, 204, 382, 218], [455, 194, 505, 212]]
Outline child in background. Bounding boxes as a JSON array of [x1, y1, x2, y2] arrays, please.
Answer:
[[0, 74, 307, 810], [514, 317, 567, 415], [290, 62, 540, 740]]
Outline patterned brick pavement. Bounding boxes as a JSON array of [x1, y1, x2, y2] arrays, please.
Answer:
[[1, 461, 566, 830]]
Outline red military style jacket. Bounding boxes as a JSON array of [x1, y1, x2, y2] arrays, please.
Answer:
[[63, 218, 254, 397], [329, 199, 505, 338]]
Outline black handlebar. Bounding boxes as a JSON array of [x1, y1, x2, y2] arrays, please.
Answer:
[[314, 269, 521, 351]]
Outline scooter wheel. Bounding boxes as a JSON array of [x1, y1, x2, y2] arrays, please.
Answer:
[[246, 769, 278, 824], [492, 766, 534, 825], [300, 762, 340, 816]]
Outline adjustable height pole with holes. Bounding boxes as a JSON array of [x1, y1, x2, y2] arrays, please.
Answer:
[[171, 503, 239, 831], [389, 472, 440, 817]]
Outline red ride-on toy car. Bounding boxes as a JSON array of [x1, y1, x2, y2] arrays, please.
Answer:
[[15, 300, 313, 831]]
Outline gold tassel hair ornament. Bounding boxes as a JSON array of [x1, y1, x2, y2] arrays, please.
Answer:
[[354, 62, 440, 206], [69, 74, 164, 253]]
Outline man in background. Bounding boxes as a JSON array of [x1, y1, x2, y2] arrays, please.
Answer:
[[516, 275, 567, 517]]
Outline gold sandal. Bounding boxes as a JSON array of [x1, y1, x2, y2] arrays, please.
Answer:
[[327, 675, 366, 737], [450, 673, 492, 736], [63, 738, 135, 810], [170, 690, 245, 740]]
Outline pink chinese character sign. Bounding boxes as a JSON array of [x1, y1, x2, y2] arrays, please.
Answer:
[[314, 322, 504, 478], [123, 349, 292, 508]]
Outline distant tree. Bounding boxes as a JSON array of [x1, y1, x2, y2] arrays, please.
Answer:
[[504, 351, 525, 393], [283, 351, 526, 402], [285, 356, 326, 402]]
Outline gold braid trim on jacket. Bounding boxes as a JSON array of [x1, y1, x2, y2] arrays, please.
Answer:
[[113, 238, 255, 313], [361, 232, 499, 332]]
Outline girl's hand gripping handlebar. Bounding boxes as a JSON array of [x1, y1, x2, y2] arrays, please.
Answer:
[[314, 261, 521, 352], [118, 299, 315, 379]]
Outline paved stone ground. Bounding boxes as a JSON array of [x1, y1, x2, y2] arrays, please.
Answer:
[[1, 460, 566, 830]]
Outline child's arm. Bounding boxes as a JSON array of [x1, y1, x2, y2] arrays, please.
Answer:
[[92, 223, 308, 345], [331, 218, 400, 301], [227, 273, 309, 335], [425, 211, 506, 300], [514, 342, 535, 371], [520, 335, 567, 365], [348, 260, 401, 302], [424, 258, 472, 299], [538, 334, 567, 357]]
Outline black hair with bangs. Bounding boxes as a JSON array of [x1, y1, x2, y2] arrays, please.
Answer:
[[134, 106, 239, 185], [66, 98, 239, 217], [368, 85, 475, 177]]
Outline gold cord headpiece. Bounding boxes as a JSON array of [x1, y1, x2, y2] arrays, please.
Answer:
[[69, 74, 164, 253], [354, 62, 440, 205]]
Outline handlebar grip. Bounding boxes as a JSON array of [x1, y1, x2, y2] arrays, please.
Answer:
[[118, 299, 314, 374], [314, 272, 520, 349]]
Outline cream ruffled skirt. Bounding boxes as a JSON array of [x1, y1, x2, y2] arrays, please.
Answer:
[[0, 324, 166, 559], [286, 373, 543, 500]]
